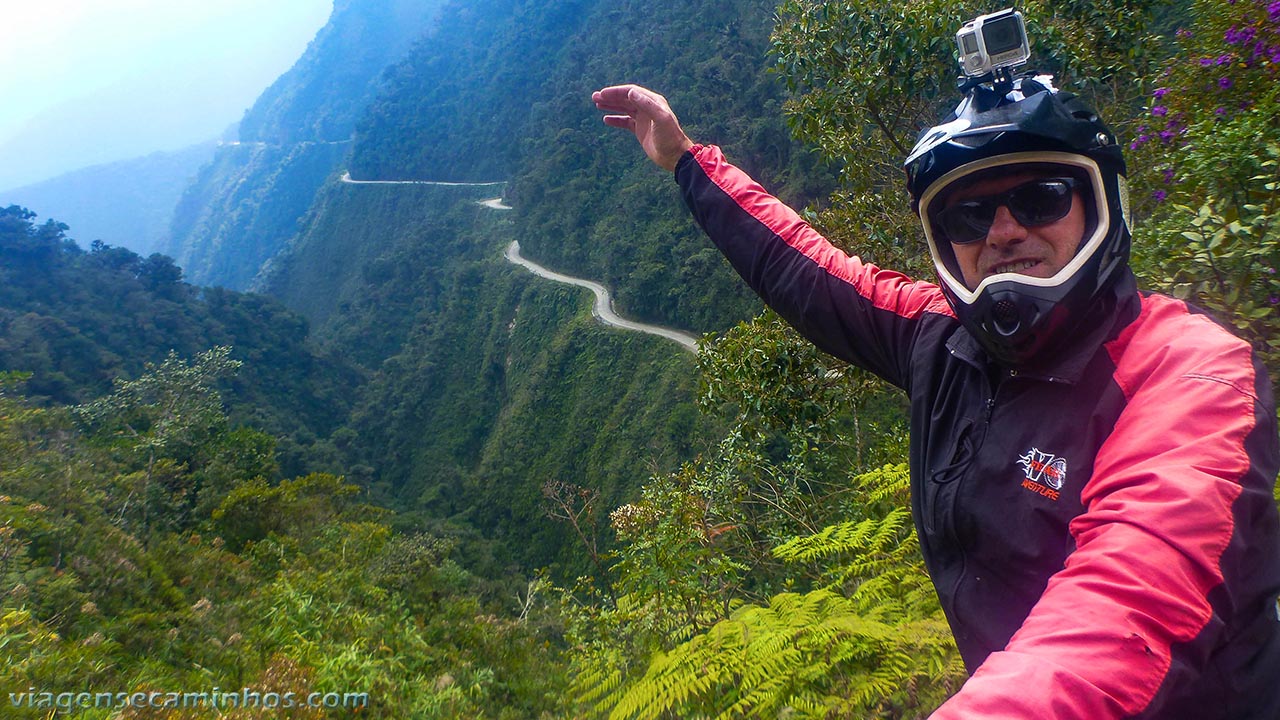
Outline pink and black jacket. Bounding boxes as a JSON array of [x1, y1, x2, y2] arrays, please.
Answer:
[[676, 144, 1280, 718]]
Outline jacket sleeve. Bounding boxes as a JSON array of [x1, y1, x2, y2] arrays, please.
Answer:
[[930, 299, 1280, 719], [674, 144, 953, 389]]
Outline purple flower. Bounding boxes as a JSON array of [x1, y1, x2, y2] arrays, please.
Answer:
[[1153, 190, 1168, 202], [1159, 129, 1177, 142], [1225, 26, 1256, 45], [1151, 106, 1168, 117], [1162, 167, 1176, 183], [1215, 106, 1229, 117], [1200, 57, 1214, 66], [1153, 87, 1169, 100], [1219, 76, 1234, 89], [1177, 29, 1193, 39], [1270, 1, 1280, 22], [1216, 54, 1233, 65]]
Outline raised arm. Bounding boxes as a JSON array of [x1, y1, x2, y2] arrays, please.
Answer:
[[592, 84, 694, 172]]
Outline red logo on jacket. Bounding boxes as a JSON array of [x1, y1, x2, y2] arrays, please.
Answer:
[[1018, 448, 1065, 501]]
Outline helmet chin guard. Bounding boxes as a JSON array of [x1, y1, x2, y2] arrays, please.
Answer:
[[904, 74, 1131, 366]]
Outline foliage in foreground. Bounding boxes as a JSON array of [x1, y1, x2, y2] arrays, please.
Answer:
[[1127, 0, 1280, 374], [0, 356, 566, 718], [559, 316, 960, 719]]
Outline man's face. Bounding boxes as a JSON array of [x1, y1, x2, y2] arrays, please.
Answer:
[[942, 171, 1086, 290]]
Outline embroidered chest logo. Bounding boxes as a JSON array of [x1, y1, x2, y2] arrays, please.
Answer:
[[1017, 448, 1066, 501]]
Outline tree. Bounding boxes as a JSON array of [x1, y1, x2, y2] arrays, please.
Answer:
[[73, 347, 244, 536], [1125, 0, 1280, 375]]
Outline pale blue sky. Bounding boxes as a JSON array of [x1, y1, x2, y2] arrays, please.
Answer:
[[0, 0, 333, 190]]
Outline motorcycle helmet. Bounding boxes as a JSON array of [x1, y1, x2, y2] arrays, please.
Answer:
[[904, 74, 1131, 365]]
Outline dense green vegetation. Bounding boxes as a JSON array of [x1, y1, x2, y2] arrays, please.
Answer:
[[0, 363, 567, 719], [4, 0, 1278, 716], [0, 205, 354, 478], [352, 0, 597, 183]]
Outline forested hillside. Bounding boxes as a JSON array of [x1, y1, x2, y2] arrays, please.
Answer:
[[0, 206, 358, 477], [256, 0, 830, 571], [349, 0, 837, 332], [263, 180, 706, 572], [3, 0, 1278, 716]]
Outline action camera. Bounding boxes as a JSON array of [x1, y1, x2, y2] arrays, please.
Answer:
[[956, 8, 1030, 78]]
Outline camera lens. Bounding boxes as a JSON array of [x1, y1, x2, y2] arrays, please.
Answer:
[[983, 16, 1022, 54]]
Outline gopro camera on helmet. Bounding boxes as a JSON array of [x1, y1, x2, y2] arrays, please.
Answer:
[[956, 8, 1030, 79]]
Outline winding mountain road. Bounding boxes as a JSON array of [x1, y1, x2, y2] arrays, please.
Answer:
[[503, 241, 699, 353], [340, 171, 698, 353], [340, 171, 506, 187]]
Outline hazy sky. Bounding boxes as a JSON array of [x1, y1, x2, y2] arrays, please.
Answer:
[[0, 0, 334, 191]]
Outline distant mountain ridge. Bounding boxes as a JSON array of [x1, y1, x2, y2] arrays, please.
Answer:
[[0, 141, 216, 256]]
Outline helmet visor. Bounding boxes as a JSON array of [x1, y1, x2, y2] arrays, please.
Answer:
[[917, 152, 1110, 305]]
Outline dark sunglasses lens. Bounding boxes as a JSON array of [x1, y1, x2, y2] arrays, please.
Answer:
[[1009, 180, 1074, 226], [932, 179, 1076, 245], [934, 202, 993, 245]]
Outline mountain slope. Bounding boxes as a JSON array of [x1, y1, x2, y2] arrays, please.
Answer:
[[162, 0, 447, 289], [0, 205, 357, 477], [246, 0, 830, 570]]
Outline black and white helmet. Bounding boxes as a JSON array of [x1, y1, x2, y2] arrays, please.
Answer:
[[904, 74, 1131, 365]]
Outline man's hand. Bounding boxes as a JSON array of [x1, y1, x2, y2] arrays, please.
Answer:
[[593, 84, 694, 172]]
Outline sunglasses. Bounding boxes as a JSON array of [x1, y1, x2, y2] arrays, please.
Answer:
[[931, 177, 1081, 245]]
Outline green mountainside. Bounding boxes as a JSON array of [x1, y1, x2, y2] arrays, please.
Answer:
[[0, 0, 837, 586], [162, 140, 351, 290], [249, 0, 826, 569], [349, 0, 836, 331], [0, 206, 357, 476]]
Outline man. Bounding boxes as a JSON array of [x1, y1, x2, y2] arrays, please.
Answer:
[[593, 77, 1280, 718]]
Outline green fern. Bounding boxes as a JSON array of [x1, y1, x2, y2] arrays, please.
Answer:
[[605, 589, 956, 719], [594, 464, 964, 719]]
